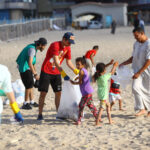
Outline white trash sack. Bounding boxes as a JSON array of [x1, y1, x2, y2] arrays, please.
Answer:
[[112, 66, 133, 89], [53, 24, 61, 30], [4, 79, 25, 105], [12, 79, 25, 104], [57, 81, 82, 121]]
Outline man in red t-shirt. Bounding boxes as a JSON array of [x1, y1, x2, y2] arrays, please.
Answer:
[[85, 45, 99, 76], [37, 32, 79, 120]]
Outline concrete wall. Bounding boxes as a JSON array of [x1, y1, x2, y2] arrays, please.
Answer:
[[37, 0, 53, 14], [102, 5, 128, 26], [10, 10, 23, 20], [71, 2, 128, 26]]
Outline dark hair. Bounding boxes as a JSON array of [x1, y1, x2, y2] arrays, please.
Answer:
[[133, 27, 144, 33], [35, 37, 47, 46], [93, 63, 105, 81], [76, 56, 88, 68], [93, 45, 99, 50]]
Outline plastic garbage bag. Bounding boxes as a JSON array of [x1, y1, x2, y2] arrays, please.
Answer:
[[34, 80, 39, 88], [3, 79, 25, 105], [12, 79, 25, 104], [57, 81, 82, 121], [112, 66, 133, 89], [53, 24, 61, 30]]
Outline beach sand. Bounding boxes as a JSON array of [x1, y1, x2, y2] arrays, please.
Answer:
[[0, 26, 150, 150]]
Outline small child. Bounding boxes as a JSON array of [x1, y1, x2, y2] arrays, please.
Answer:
[[93, 61, 118, 126], [0, 64, 24, 124], [70, 57, 98, 125], [85, 45, 99, 77], [109, 73, 123, 111]]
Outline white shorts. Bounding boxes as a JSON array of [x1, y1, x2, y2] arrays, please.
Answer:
[[109, 94, 121, 103], [86, 59, 93, 69], [85, 59, 96, 76]]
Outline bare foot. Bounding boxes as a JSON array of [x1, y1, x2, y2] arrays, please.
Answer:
[[74, 121, 81, 125], [119, 108, 124, 111], [95, 123, 101, 127], [135, 110, 146, 117], [98, 118, 103, 123], [109, 120, 115, 124]]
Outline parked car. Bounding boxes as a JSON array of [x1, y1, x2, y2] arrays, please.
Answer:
[[88, 21, 103, 29]]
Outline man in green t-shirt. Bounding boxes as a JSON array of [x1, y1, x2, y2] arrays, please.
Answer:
[[16, 38, 47, 110]]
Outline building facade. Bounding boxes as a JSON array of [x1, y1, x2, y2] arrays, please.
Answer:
[[101, 0, 150, 23], [0, 0, 36, 21], [37, 0, 75, 17], [71, 2, 127, 27], [37, 0, 150, 26], [128, 0, 150, 23]]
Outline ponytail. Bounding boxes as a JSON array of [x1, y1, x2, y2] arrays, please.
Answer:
[[93, 71, 100, 82], [92, 62, 106, 82]]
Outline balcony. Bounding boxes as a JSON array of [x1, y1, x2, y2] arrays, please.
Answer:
[[52, 1, 75, 9], [5, 0, 36, 10]]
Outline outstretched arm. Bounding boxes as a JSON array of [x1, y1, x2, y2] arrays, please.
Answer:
[[66, 59, 76, 71], [111, 62, 119, 75], [119, 56, 133, 67], [66, 59, 79, 75], [105, 59, 114, 68]]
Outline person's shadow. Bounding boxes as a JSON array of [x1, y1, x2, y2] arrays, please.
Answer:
[[111, 114, 136, 120], [84, 113, 136, 120], [1, 109, 75, 125]]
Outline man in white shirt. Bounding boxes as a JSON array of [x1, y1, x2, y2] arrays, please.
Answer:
[[120, 27, 150, 117]]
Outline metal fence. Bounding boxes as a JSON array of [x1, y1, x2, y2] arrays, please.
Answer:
[[0, 17, 66, 41]]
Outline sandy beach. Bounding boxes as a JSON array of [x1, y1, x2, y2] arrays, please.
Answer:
[[0, 26, 150, 150]]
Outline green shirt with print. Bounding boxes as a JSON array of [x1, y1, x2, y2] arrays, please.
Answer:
[[97, 73, 111, 100]]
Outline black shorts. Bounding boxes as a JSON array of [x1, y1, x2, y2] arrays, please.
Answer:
[[38, 71, 62, 93], [20, 70, 34, 89]]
